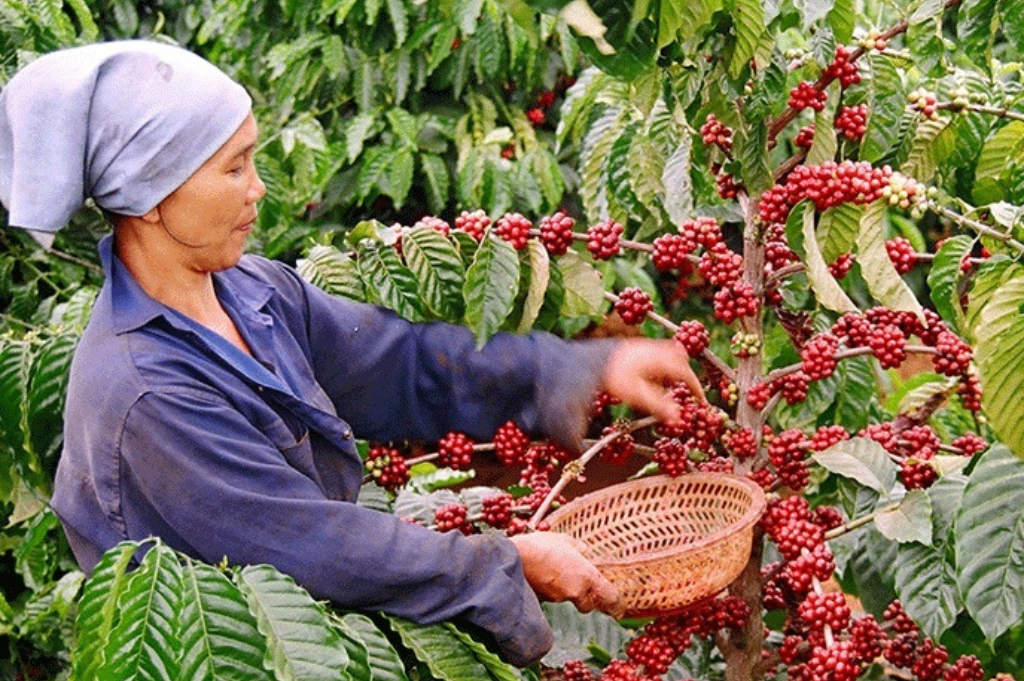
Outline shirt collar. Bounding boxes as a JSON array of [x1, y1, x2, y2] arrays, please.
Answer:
[[99, 234, 276, 335]]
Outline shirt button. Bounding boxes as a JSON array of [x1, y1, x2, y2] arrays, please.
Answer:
[[342, 429, 352, 439], [257, 386, 264, 393]]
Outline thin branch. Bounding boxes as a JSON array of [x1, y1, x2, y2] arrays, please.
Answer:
[[765, 345, 938, 383], [46, 248, 103, 274], [765, 262, 806, 287], [823, 502, 902, 540], [527, 416, 659, 528], [935, 101, 1024, 123], [936, 206, 1024, 253]]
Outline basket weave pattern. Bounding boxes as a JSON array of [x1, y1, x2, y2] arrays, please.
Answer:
[[544, 473, 766, 617]]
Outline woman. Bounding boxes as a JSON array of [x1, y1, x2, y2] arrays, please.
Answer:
[[0, 41, 703, 666]]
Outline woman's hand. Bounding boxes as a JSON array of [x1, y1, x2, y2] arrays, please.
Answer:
[[510, 532, 625, 618], [602, 338, 706, 427]]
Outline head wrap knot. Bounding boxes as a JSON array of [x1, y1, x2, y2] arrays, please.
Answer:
[[0, 40, 252, 239]]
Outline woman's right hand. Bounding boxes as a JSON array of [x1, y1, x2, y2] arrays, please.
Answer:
[[509, 532, 625, 618]]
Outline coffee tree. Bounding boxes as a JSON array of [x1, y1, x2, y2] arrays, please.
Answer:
[[298, 0, 1024, 679]]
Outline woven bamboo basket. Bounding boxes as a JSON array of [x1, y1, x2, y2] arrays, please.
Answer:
[[544, 473, 766, 617]]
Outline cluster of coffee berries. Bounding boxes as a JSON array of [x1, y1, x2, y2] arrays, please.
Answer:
[[716, 171, 739, 199], [454, 209, 490, 240], [652, 233, 692, 271], [731, 332, 761, 358], [434, 503, 473, 535], [587, 219, 625, 259], [801, 334, 840, 380], [882, 172, 928, 213], [437, 431, 474, 470], [614, 288, 654, 325], [494, 212, 533, 250], [700, 114, 733, 150], [835, 104, 868, 141], [768, 428, 812, 491], [860, 29, 888, 51], [885, 237, 918, 274], [795, 125, 815, 149], [829, 252, 854, 279], [601, 423, 636, 465], [413, 215, 451, 235], [908, 88, 940, 120], [674, 320, 710, 356], [365, 446, 410, 491], [789, 81, 829, 112], [826, 46, 862, 88], [758, 161, 893, 229], [480, 493, 514, 529], [539, 211, 576, 255], [493, 420, 530, 465]]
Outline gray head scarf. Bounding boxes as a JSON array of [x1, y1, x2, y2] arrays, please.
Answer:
[[0, 40, 252, 247]]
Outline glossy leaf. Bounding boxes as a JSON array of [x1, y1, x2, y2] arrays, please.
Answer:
[[447, 624, 523, 681], [901, 118, 955, 181], [358, 244, 425, 322], [558, 251, 605, 317], [517, 241, 550, 333], [298, 246, 367, 301], [541, 602, 630, 666], [403, 226, 467, 321], [894, 475, 967, 639], [25, 331, 78, 464], [728, 0, 764, 78], [972, 121, 1024, 205], [874, 489, 932, 545], [856, 201, 924, 317], [956, 0, 997, 71], [926, 235, 973, 331], [802, 205, 857, 313], [661, 136, 693, 225], [970, 266, 1024, 458], [806, 84, 839, 166], [581, 107, 625, 221], [237, 564, 351, 681], [71, 542, 139, 681], [463, 235, 520, 349], [178, 560, 274, 681], [342, 614, 410, 681], [861, 54, 908, 164], [955, 445, 1024, 641], [817, 204, 862, 263], [813, 437, 898, 494], [387, 617, 494, 681], [97, 543, 182, 681]]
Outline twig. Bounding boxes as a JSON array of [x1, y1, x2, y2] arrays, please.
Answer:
[[765, 345, 938, 383], [935, 101, 1024, 123], [823, 502, 902, 540], [936, 206, 1024, 253], [764, 261, 806, 287], [527, 416, 659, 528]]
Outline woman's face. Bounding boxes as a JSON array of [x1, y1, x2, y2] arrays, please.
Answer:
[[150, 112, 266, 272]]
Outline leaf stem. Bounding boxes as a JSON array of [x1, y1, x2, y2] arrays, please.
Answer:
[[936, 206, 1024, 253], [935, 101, 1024, 123], [823, 502, 901, 540]]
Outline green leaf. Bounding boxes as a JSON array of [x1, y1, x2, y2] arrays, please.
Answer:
[[813, 437, 898, 494], [894, 475, 967, 640], [956, 0, 997, 72], [581, 107, 625, 222], [385, 0, 407, 43], [861, 54, 908, 164], [406, 467, 476, 494], [874, 489, 932, 544], [540, 602, 630, 666], [98, 544, 182, 681], [178, 560, 274, 681], [826, 0, 854, 42], [605, 122, 645, 225], [517, 240, 550, 333], [25, 331, 78, 464], [927, 235, 973, 331], [794, 0, 831, 29], [661, 136, 693, 225], [973, 122, 1024, 205], [72, 542, 139, 681], [463, 235, 520, 349], [1003, 0, 1024, 54], [955, 445, 1024, 641], [347, 113, 378, 164], [393, 489, 461, 525], [806, 85, 839, 166], [735, 117, 772, 195], [386, 147, 415, 209], [0, 339, 32, 470], [801, 205, 858, 313], [971, 266, 1024, 457], [447, 624, 523, 681], [965, 257, 1016, 335], [403, 227, 466, 321], [558, 251, 605, 317], [298, 246, 367, 301], [419, 155, 450, 215], [358, 244, 425, 322], [387, 617, 494, 681], [728, 0, 764, 78], [856, 201, 924, 317], [817, 203, 862, 263], [333, 619, 372, 681], [666, 0, 724, 43], [900, 118, 955, 181], [342, 614, 410, 681], [237, 564, 350, 681]]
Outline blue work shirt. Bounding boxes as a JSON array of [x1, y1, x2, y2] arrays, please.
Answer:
[[51, 235, 613, 666]]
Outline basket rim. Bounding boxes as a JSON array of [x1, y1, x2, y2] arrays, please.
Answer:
[[544, 472, 767, 567]]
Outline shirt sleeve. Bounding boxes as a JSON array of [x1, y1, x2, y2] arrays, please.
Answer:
[[119, 388, 554, 667], [271, 261, 616, 450]]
